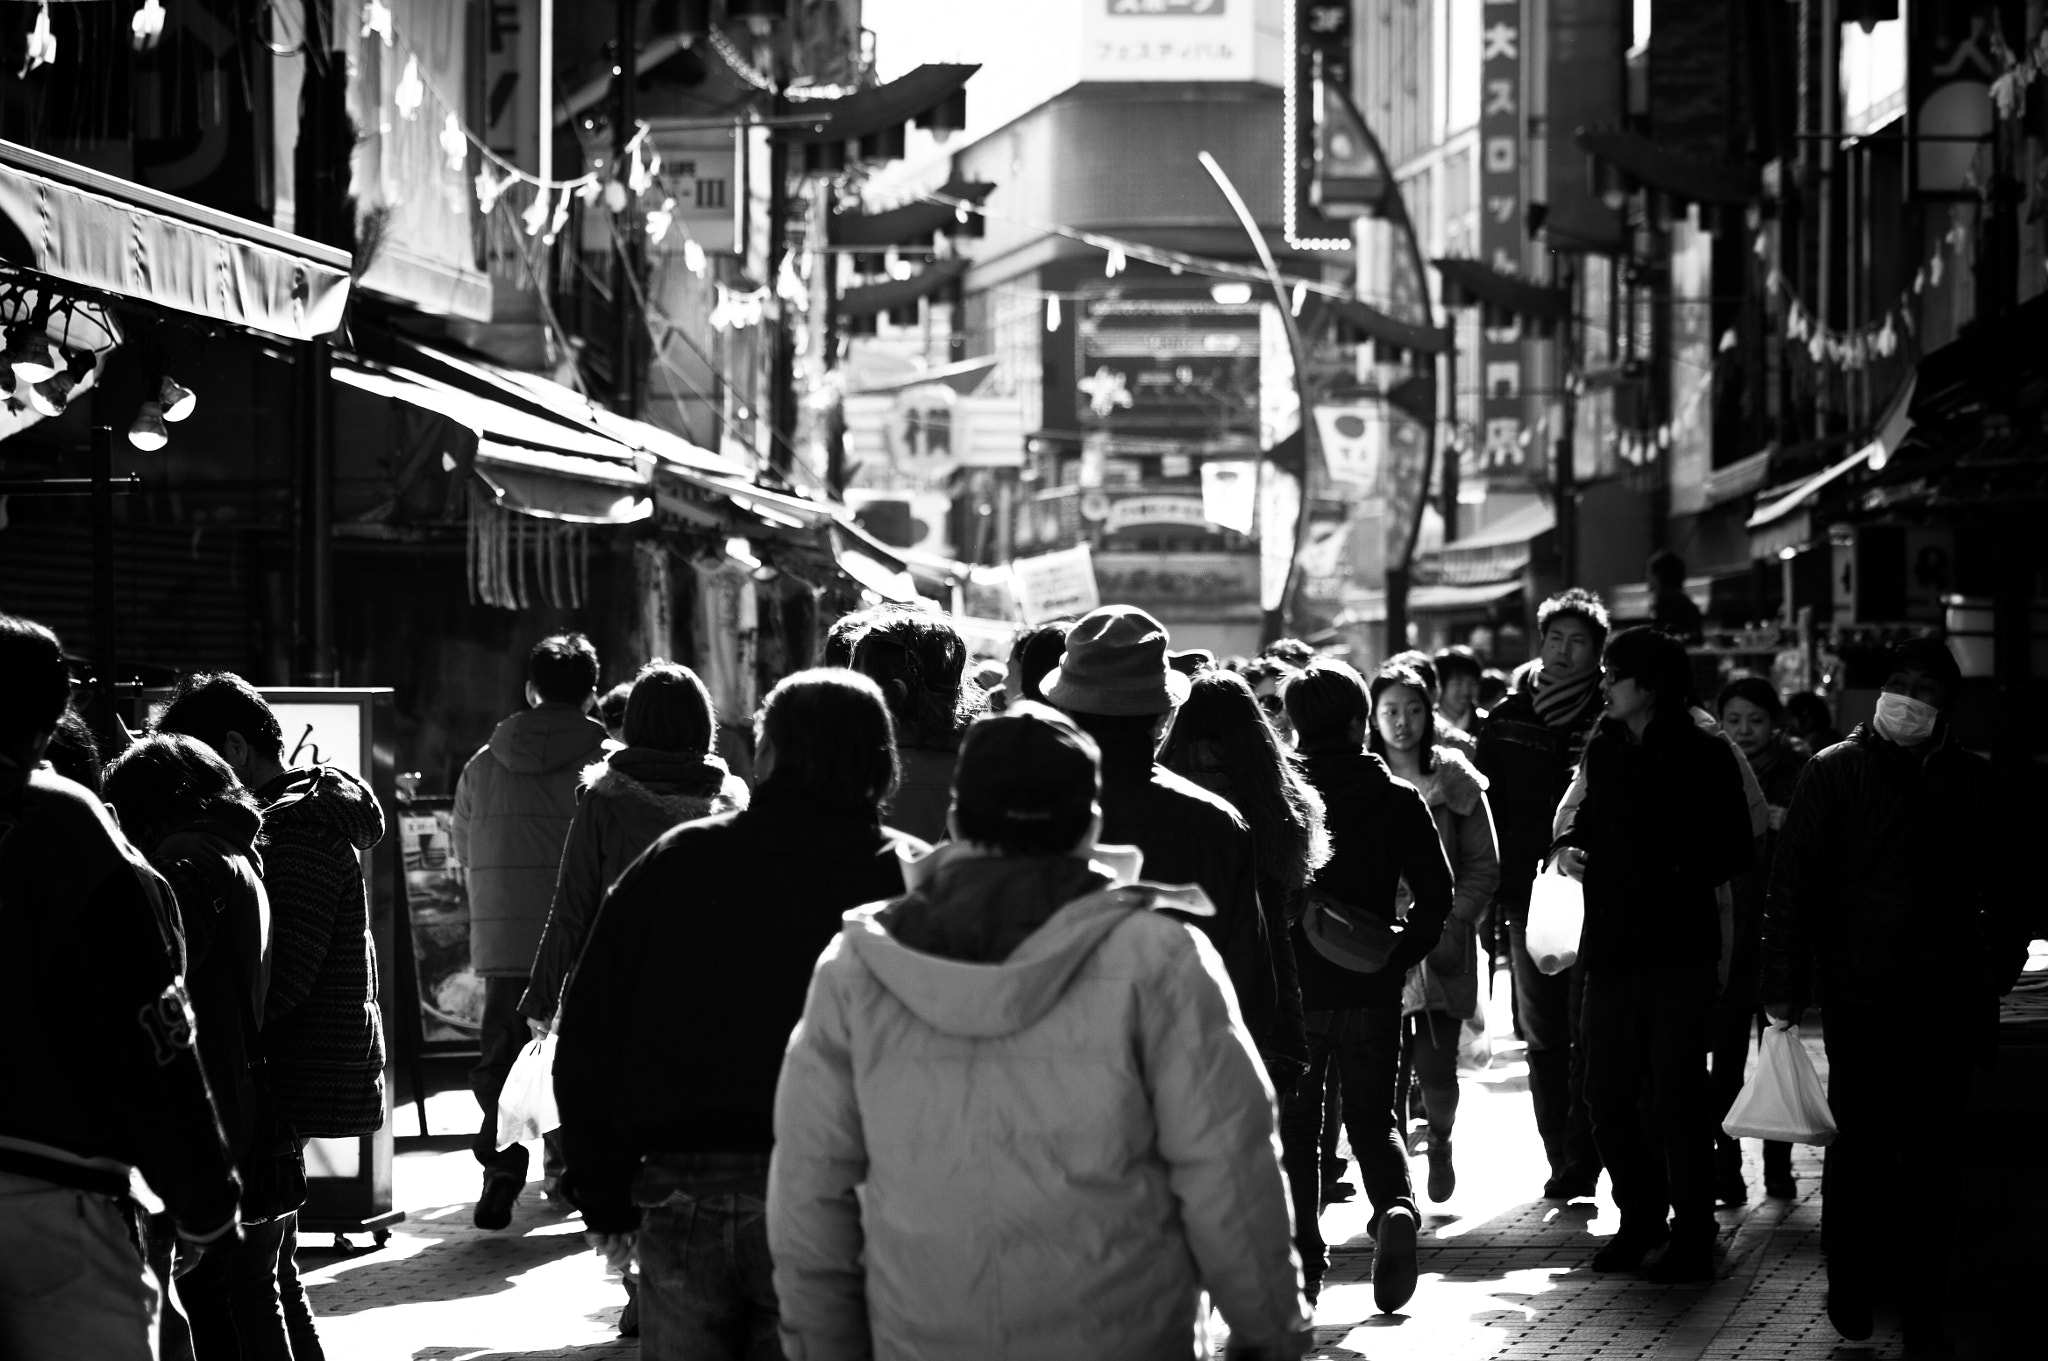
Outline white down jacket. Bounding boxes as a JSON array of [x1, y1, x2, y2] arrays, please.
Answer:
[[768, 843, 1309, 1361]]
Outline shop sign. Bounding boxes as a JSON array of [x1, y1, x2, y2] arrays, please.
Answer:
[[1082, 0, 1263, 84], [1078, 298, 1261, 432], [1106, 495, 1210, 534], [1095, 551, 1258, 606], [1314, 403, 1383, 492], [1011, 544, 1102, 623], [1478, 0, 1526, 477]]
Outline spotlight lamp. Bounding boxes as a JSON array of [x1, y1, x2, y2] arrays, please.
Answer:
[[8, 329, 57, 384], [129, 399, 170, 451], [158, 374, 196, 421], [25, 350, 90, 417]]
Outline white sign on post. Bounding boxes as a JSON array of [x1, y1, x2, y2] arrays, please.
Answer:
[[1010, 545, 1102, 625]]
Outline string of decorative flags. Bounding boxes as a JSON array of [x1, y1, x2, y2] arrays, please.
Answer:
[[1988, 26, 2048, 118], [1760, 205, 1972, 374]]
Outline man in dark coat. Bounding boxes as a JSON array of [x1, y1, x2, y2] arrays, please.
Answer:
[[1040, 605, 1298, 1088], [556, 669, 921, 1359], [1276, 659, 1454, 1314], [1555, 627, 1753, 1283], [1761, 638, 2031, 1356], [1474, 588, 1611, 1199]]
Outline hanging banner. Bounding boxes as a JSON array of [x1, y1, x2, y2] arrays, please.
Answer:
[[1258, 466, 1302, 612], [1313, 404, 1383, 492], [1479, 0, 1526, 475], [1382, 414, 1432, 567], [1202, 459, 1258, 534], [1011, 544, 1102, 624]]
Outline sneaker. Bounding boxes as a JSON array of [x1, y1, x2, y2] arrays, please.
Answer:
[[1764, 1169, 1797, 1199], [1543, 1168, 1598, 1200], [1645, 1233, 1717, 1283], [473, 1172, 521, 1231], [1590, 1221, 1669, 1272], [1714, 1171, 1749, 1207], [1321, 1180, 1355, 1207], [619, 1280, 640, 1339], [1371, 1206, 1419, 1314], [1426, 1138, 1456, 1203]]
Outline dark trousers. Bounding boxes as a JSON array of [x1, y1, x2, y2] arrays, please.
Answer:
[[1508, 914, 1599, 1179], [1583, 965, 1717, 1239], [1709, 1003, 1792, 1185], [1822, 1004, 1948, 1319], [470, 975, 562, 1179], [1406, 1009, 1462, 1134], [1279, 1006, 1415, 1284], [637, 1155, 784, 1361]]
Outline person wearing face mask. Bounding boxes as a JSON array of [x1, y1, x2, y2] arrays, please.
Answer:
[[1760, 639, 2031, 1358]]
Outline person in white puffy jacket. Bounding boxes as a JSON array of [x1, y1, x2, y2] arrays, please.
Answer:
[[768, 702, 1311, 1361]]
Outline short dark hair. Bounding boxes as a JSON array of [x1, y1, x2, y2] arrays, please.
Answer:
[[1881, 636, 1962, 701], [952, 702, 1100, 855], [1284, 660, 1369, 750], [755, 669, 899, 815], [1367, 663, 1438, 772], [596, 681, 634, 732], [1648, 550, 1687, 589], [155, 671, 283, 763], [1263, 637, 1315, 668], [822, 603, 919, 668], [853, 613, 968, 743], [1602, 626, 1692, 717], [1064, 708, 1168, 750], [1715, 675, 1784, 724], [1537, 589, 1612, 650], [0, 613, 72, 752], [528, 634, 600, 705], [101, 732, 259, 853], [45, 710, 103, 789], [621, 661, 716, 755], [1008, 619, 1074, 704], [1434, 645, 1483, 687], [1386, 649, 1440, 698]]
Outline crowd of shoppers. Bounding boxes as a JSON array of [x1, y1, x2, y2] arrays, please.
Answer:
[[4, 588, 2037, 1361]]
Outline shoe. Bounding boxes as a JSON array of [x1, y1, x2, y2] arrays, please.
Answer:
[[1714, 1171, 1749, 1207], [1321, 1180, 1355, 1207], [1645, 1234, 1717, 1283], [1371, 1206, 1419, 1314], [618, 1290, 640, 1339], [1426, 1138, 1456, 1203], [1590, 1222, 1669, 1272], [473, 1172, 521, 1231], [1544, 1169, 1598, 1200], [1764, 1170, 1797, 1199], [1303, 1275, 1322, 1307], [1826, 1282, 1874, 1341]]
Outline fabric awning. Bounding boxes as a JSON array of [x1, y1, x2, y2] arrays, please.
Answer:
[[831, 525, 920, 602], [475, 443, 652, 524], [1434, 501, 1555, 585], [1748, 374, 1917, 542], [1409, 580, 1523, 611], [1432, 258, 1570, 323], [1575, 129, 1760, 206], [831, 180, 995, 248], [838, 258, 970, 317], [783, 65, 979, 145], [847, 355, 996, 396], [0, 138, 350, 341], [1316, 296, 1452, 356]]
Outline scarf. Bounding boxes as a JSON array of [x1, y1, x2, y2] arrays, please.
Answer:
[[1532, 665, 1601, 730]]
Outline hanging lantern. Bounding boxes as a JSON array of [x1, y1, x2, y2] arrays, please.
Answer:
[[683, 238, 708, 277], [362, 0, 395, 46], [440, 114, 469, 173], [22, 3, 56, 75], [394, 56, 425, 120]]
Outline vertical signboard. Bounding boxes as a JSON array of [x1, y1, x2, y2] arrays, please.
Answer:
[[1286, 1, 1358, 250], [1478, 0, 1526, 483], [1546, 0, 1625, 247]]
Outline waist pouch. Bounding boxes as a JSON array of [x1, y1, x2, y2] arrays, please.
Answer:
[[1302, 890, 1398, 974]]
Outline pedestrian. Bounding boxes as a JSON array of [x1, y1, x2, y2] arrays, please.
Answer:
[[1279, 659, 1454, 1311], [851, 611, 985, 842], [768, 703, 1311, 1361], [1782, 689, 1842, 754], [1367, 664, 1499, 1203], [103, 734, 308, 1360], [45, 706, 104, 787], [1388, 649, 1478, 756], [1004, 618, 1074, 708], [448, 633, 608, 1228], [0, 613, 241, 1361], [519, 660, 748, 1035], [555, 669, 921, 1361], [156, 669, 389, 1357], [1041, 606, 1296, 1088], [1710, 676, 1808, 1203], [1264, 636, 1316, 669], [1433, 645, 1488, 735], [1479, 667, 1511, 711], [596, 681, 634, 746], [1242, 656, 1301, 746], [1553, 627, 1753, 1282], [819, 601, 916, 668], [1761, 638, 2031, 1356], [1648, 550, 1705, 645], [1474, 588, 1610, 1200]]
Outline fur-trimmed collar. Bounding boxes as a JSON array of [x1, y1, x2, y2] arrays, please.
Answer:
[[1413, 746, 1488, 816], [580, 754, 747, 822]]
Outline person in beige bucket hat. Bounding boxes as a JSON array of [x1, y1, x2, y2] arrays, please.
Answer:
[[1039, 605, 1192, 716]]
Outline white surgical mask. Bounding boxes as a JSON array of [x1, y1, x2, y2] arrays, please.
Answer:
[[1872, 691, 1939, 746]]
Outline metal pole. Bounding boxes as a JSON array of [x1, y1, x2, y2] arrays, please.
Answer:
[[1556, 256, 1580, 587], [1441, 337, 1460, 544], [298, 340, 337, 685], [1198, 150, 1320, 643], [766, 99, 795, 480], [611, 0, 640, 417], [537, 0, 554, 292], [91, 425, 115, 689]]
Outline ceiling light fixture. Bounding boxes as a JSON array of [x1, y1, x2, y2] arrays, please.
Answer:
[[129, 399, 169, 451], [158, 374, 196, 421]]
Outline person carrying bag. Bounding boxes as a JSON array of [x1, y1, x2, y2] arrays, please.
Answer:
[[1721, 1023, 1837, 1146]]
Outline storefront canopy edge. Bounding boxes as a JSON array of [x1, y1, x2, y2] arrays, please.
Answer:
[[1747, 374, 1917, 547], [0, 139, 351, 341], [334, 362, 644, 467], [1409, 580, 1523, 611]]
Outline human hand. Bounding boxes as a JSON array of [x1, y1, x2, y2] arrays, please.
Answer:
[[1557, 847, 1588, 883], [526, 1016, 550, 1041], [1763, 1000, 1801, 1028], [587, 1232, 635, 1275]]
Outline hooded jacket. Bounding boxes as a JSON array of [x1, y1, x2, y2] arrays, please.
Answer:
[[768, 843, 1310, 1361], [257, 764, 388, 1138], [453, 704, 608, 976], [519, 747, 749, 1024], [1395, 747, 1499, 1020]]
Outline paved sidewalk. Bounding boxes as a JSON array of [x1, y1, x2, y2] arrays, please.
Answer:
[[297, 963, 2045, 1360]]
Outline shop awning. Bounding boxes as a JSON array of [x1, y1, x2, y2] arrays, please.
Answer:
[[1434, 501, 1555, 585], [1432, 257, 1570, 324], [1575, 129, 1761, 206], [0, 138, 350, 341], [831, 524, 920, 602], [782, 65, 980, 145], [1315, 296, 1452, 356], [831, 179, 995, 248], [1409, 580, 1523, 611], [838, 258, 970, 317], [1747, 374, 1916, 555], [847, 354, 997, 396]]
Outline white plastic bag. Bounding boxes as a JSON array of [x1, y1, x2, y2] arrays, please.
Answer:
[[1525, 862, 1584, 976], [496, 1033, 559, 1150], [1721, 1023, 1837, 1146]]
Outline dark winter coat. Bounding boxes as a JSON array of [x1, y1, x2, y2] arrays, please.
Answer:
[[883, 742, 958, 844], [1558, 715, 1754, 977], [452, 704, 609, 976], [1761, 722, 2029, 1009], [519, 748, 749, 1024], [1474, 688, 1604, 913], [1092, 732, 1292, 1074], [555, 785, 923, 1234], [1723, 734, 1810, 1008], [257, 765, 388, 1139], [0, 763, 238, 1241], [1291, 747, 1456, 1012]]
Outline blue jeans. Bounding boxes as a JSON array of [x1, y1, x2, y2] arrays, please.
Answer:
[[638, 1189, 784, 1361]]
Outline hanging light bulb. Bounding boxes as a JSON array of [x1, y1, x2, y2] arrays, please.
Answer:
[[8, 330, 57, 384], [131, 0, 165, 53], [1045, 295, 1061, 332], [128, 400, 169, 451], [26, 351, 90, 418], [158, 375, 196, 422], [394, 56, 425, 121], [23, 2, 56, 74]]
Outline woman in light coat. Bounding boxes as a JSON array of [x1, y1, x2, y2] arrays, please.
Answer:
[[769, 704, 1308, 1361], [1368, 664, 1499, 1204]]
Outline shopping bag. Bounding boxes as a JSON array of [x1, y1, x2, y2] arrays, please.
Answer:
[[1524, 862, 1584, 976], [495, 1033, 560, 1150], [1721, 1023, 1838, 1146]]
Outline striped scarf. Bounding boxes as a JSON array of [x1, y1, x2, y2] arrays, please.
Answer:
[[1533, 666, 1601, 731]]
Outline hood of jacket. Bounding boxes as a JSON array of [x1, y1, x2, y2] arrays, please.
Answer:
[[153, 798, 264, 864], [1415, 745, 1488, 817], [258, 764, 384, 851], [580, 748, 742, 818], [487, 704, 607, 776], [849, 841, 1209, 1039]]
